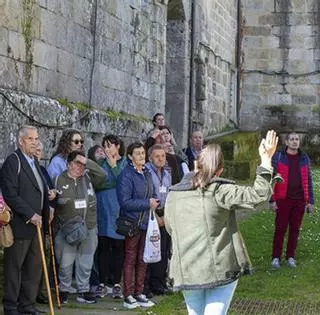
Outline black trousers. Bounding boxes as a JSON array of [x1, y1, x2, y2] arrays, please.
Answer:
[[3, 235, 42, 312], [98, 236, 125, 286], [145, 226, 171, 291]]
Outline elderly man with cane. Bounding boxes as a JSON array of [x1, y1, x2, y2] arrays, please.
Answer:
[[0, 125, 51, 315]]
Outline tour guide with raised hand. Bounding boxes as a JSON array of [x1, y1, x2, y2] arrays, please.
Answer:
[[164, 130, 278, 315], [0, 125, 50, 315]]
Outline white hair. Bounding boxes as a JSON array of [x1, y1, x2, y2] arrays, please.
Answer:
[[18, 125, 37, 140]]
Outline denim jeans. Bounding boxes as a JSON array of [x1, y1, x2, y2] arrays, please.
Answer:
[[183, 280, 238, 315]]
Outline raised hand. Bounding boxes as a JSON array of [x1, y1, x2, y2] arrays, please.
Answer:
[[259, 130, 278, 168], [105, 151, 117, 168]]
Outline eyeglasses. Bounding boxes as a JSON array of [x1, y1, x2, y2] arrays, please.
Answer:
[[71, 139, 84, 145]]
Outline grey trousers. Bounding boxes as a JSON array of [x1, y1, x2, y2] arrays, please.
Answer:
[[55, 227, 98, 293]]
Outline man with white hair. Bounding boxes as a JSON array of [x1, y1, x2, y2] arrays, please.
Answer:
[[0, 125, 50, 315]]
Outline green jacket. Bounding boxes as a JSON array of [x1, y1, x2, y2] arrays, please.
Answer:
[[54, 159, 105, 230], [164, 166, 274, 291]]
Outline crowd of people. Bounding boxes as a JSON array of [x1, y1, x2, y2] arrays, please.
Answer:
[[0, 113, 204, 315], [0, 115, 314, 315]]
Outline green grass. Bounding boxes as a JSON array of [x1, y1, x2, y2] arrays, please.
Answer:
[[234, 168, 320, 303], [149, 169, 320, 313], [2, 170, 319, 314], [138, 293, 186, 315]]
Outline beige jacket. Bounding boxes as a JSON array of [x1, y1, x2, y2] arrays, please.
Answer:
[[164, 166, 274, 290]]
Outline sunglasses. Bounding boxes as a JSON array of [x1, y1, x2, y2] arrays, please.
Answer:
[[71, 139, 84, 145]]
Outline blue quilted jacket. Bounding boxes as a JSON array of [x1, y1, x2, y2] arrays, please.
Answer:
[[116, 162, 155, 230]]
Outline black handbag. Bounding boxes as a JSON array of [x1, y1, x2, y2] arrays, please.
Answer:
[[116, 170, 149, 237], [116, 215, 142, 237]]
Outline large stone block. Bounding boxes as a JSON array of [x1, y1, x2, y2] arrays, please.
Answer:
[[66, 21, 93, 59], [0, 0, 22, 32], [57, 48, 74, 74], [8, 30, 26, 62], [47, 0, 74, 19], [99, 65, 118, 91], [73, 0, 92, 30], [0, 28, 9, 57], [289, 48, 313, 60], [244, 26, 271, 36], [0, 56, 22, 89], [100, 37, 121, 69], [74, 55, 91, 81], [57, 72, 89, 103], [33, 40, 57, 70], [293, 95, 317, 105], [132, 78, 150, 99], [291, 0, 307, 12], [40, 8, 68, 49]]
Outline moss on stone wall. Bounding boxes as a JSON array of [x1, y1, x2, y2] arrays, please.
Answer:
[[57, 98, 150, 123], [263, 104, 299, 114], [21, 0, 35, 89], [209, 131, 261, 180]]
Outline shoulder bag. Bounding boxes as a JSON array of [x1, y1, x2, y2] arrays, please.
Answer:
[[0, 196, 14, 248], [60, 176, 89, 246]]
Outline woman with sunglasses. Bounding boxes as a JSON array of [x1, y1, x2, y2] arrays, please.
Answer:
[[53, 151, 105, 305], [47, 129, 84, 179]]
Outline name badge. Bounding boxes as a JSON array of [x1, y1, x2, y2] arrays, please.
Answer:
[[74, 199, 87, 209], [159, 186, 167, 194]]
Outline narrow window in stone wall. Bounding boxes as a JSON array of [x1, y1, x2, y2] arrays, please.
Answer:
[[229, 70, 237, 125]]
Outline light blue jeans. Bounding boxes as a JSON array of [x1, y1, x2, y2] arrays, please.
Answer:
[[183, 280, 238, 315]]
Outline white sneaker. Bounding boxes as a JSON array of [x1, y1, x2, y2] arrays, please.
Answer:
[[287, 257, 297, 268], [123, 295, 139, 309], [113, 284, 123, 299], [271, 258, 280, 269], [134, 294, 155, 307]]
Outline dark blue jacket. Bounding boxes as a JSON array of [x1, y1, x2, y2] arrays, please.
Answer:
[[116, 162, 155, 230]]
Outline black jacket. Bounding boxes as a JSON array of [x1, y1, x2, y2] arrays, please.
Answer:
[[0, 149, 49, 239], [183, 146, 196, 171]]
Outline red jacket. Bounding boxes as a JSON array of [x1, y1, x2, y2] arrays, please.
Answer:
[[271, 149, 314, 204]]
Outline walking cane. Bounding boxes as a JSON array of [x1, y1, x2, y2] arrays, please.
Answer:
[[49, 223, 61, 309], [37, 224, 55, 315]]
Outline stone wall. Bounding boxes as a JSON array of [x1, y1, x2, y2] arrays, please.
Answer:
[[0, 0, 168, 160], [165, 0, 239, 143], [191, 0, 238, 135], [0, 88, 152, 164], [165, 0, 191, 145], [0, 0, 239, 161], [240, 0, 320, 132], [0, 0, 167, 117]]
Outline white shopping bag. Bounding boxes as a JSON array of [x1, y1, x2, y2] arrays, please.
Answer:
[[143, 209, 161, 263]]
